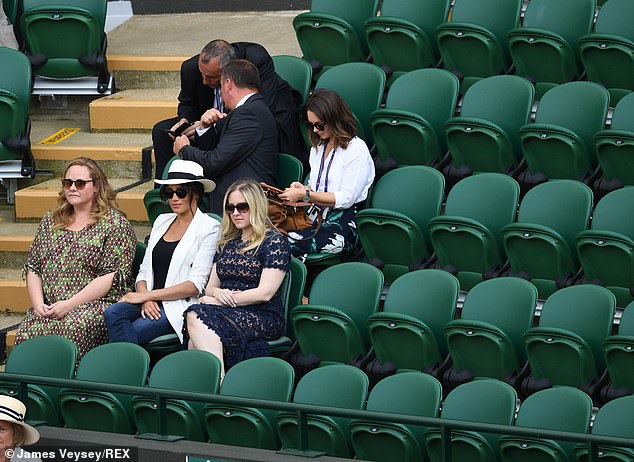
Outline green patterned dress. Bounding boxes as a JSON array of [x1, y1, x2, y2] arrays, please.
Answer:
[[15, 208, 136, 359]]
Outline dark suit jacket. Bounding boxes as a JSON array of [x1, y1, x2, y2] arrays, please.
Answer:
[[177, 42, 305, 161], [179, 93, 278, 214]]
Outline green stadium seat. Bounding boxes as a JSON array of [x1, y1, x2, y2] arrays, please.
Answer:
[[59, 343, 150, 434], [370, 68, 459, 167], [3, 0, 18, 24], [428, 173, 520, 290], [276, 364, 369, 458], [204, 357, 294, 449], [508, 0, 596, 98], [435, 0, 522, 93], [603, 301, 634, 397], [291, 262, 383, 365], [575, 187, 634, 307], [0, 336, 77, 426], [272, 55, 312, 106], [520, 81, 610, 181], [356, 166, 445, 283], [349, 372, 443, 462], [443, 75, 534, 174], [499, 387, 593, 462], [503, 180, 593, 299], [275, 152, 303, 189], [368, 269, 459, 373], [364, 0, 451, 86], [424, 379, 518, 462]]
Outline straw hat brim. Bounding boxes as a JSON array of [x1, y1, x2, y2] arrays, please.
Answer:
[[0, 416, 40, 446], [154, 177, 216, 193]]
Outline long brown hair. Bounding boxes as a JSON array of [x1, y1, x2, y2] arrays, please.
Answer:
[[305, 88, 358, 150], [52, 157, 122, 229]]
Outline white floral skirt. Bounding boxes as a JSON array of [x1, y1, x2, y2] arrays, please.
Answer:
[[287, 206, 358, 258]]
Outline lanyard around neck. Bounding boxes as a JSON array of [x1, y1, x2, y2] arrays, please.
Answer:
[[315, 143, 336, 193]]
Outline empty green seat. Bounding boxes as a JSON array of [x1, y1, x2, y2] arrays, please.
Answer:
[[603, 301, 634, 396], [0, 47, 34, 176], [350, 372, 443, 462], [507, 0, 596, 98], [573, 395, 634, 461], [435, 0, 522, 92], [575, 187, 634, 307], [356, 166, 445, 283], [364, 0, 451, 85], [0, 336, 77, 426], [59, 343, 150, 434], [499, 387, 593, 462], [291, 262, 383, 364], [20, 0, 111, 92], [314, 62, 385, 146], [293, 0, 379, 76], [445, 277, 537, 382], [503, 180, 594, 299], [275, 152, 303, 189], [594, 92, 634, 187], [370, 68, 459, 167], [272, 55, 312, 106], [444, 75, 535, 174], [131, 350, 222, 442], [368, 269, 459, 372], [428, 173, 520, 290], [3, 0, 18, 24], [579, 0, 634, 104], [276, 364, 368, 457], [424, 379, 518, 462], [523, 285, 616, 390], [204, 357, 294, 449], [519, 81, 610, 181]]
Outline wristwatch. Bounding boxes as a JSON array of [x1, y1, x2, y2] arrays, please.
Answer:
[[301, 189, 311, 202]]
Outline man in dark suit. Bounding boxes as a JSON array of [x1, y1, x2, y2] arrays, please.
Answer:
[[153, 39, 305, 180], [173, 59, 277, 214]]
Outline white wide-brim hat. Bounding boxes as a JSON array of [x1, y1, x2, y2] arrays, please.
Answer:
[[0, 395, 40, 445], [155, 159, 216, 193]]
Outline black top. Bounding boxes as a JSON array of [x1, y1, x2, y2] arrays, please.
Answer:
[[152, 237, 179, 290]]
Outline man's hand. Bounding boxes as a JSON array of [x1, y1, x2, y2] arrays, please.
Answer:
[[167, 118, 190, 140], [173, 135, 191, 156], [200, 108, 227, 128], [181, 120, 202, 138]]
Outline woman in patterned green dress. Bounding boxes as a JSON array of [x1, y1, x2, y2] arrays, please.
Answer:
[[15, 157, 137, 360]]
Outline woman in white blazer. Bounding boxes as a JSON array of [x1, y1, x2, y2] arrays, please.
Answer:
[[105, 160, 219, 345]]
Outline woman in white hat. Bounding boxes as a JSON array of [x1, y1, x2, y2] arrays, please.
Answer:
[[0, 396, 41, 462], [105, 160, 220, 346]]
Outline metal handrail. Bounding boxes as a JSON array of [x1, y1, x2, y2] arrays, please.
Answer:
[[3, 372, 633, 462]]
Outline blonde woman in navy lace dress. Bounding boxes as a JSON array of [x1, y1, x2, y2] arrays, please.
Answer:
[[183, 180, 291, 377]]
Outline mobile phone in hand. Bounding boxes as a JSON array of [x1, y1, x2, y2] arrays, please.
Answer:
[[166, 121, 193, 137]]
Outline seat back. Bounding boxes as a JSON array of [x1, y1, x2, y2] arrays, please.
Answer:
[[371, 68, 459, 164], [425, 379, 517, 462], [20, 0, 107, 79], [350, 372, 443, 462], [0, 47, 31, 162], [275, 152, 303, 189], [520, 81, 610, 179], [447, 277, 537, 378], [595, 92, 634, 185], [357, 166, 444, 282], [315, 62, 385, 145], [435, 0, 522, 86], [499, 387, 592, 462], [204, 357, 294, 449], [272, 55, 312, 106], [3, 0, 18, 24], [277, 364, 368, 457], [525, 285, 616, 387], [588, 187, 634, 238], [445, 75, 534, 172], [603, 302, 634, 394], [508, 0, 595, 96]]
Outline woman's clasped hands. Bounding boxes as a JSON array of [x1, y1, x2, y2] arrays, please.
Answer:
[[199, 287, 238, 307]]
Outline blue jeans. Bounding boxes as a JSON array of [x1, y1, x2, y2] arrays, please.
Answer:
[[104, 301, 173, 346]]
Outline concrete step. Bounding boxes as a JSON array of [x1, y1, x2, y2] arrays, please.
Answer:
[[89, 88, 179, 130], [0, 269, 28, 314], [14, 178, 154, 222]]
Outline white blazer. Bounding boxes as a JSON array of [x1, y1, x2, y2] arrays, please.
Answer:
[[136, 209, 219, 341]]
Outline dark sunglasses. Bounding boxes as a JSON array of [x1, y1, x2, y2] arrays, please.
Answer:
[[62, 179, 94, 190], [160, 186, 189, 201], [305, 120, 326, 131], [225, 202, 250, 214]]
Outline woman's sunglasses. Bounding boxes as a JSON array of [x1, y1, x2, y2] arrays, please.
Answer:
[[305, 120, 326, 131], [160, 186, 189, 201], [62, 179, 94, 190], [225, 202, 250, 214]]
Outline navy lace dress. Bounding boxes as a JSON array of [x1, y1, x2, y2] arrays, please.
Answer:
[[183, 231, 291, 369]]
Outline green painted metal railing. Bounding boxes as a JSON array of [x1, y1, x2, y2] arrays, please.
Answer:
[[3, 372, 634, 461]]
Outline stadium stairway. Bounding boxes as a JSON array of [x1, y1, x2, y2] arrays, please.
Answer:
[[0, 9, 303, 343]]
